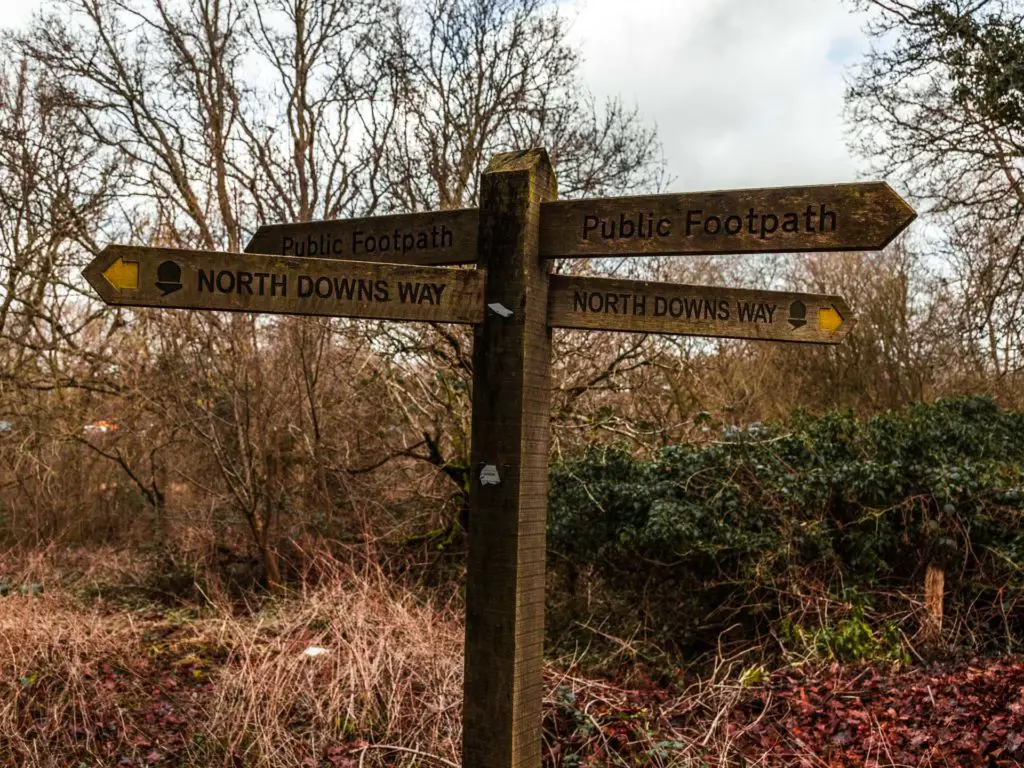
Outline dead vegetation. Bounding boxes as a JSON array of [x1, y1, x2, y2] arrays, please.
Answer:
[[2, 549, 1021, 767], [0, 549, 464, 767]]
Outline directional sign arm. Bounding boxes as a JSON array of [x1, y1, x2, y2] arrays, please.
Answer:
[[84, 244, 486, 324], [244, 208, 480, 266], [539, 181, 916, 258], [548, 274, 854, 344]]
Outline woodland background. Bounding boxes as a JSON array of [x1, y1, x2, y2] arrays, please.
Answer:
[[1, 0, 1024, 765]]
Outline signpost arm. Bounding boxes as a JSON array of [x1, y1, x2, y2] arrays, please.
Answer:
[[462, 148, 557, 768]]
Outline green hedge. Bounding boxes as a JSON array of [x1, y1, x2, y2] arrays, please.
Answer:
[[547, 397, 1024, 658]]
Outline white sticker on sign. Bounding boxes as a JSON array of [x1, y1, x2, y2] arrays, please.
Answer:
[[479, 464, 501, 485], [487, 302, 514, 318]]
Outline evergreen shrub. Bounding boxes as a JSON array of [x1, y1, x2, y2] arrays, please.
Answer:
[[547, 397, 1024, 658]]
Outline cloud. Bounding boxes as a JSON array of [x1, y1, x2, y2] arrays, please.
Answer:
[[1, 0, 870, 194], [564, 0, 872, 191], [0, 0, 36, 29]]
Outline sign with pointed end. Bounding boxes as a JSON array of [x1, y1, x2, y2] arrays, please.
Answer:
[[83, 244, 486, 324], [539, 182, 915, 258], [548, 274, 854, 344], [245, 209, 480, 266]]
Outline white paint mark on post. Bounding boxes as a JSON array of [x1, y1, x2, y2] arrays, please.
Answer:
[[487, 302, 514, 318], [479, 464, 501, 485]]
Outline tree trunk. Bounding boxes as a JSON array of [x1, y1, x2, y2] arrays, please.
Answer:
[[247, 509, 284, 594], [261, 541, 284, 594]]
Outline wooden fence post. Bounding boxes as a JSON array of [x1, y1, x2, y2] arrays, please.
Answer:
[[923, 562, 945, 649], [462, 148, 557, 768]]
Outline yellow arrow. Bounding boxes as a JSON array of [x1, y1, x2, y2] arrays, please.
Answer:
[[818, 305, 843, 333], [102, 257, 138, 291]]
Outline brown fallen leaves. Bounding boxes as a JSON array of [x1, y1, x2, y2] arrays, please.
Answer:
[[736, 660, 1024, 767], [2, 573, 1021, 767], [544, 658, 1024, 767]]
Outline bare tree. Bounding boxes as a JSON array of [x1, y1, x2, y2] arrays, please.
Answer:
[[848, 0, 1024, 223], [945, 225, 1024, 382], [0, 52, 124, 393], [381, 0, 667, 210], [5, 0, 668, 575], [235, 0, 401, 223], [848, 0, 1024, 381]]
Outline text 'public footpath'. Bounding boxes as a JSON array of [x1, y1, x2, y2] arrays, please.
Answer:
[[280, 224, 457, 260], [581, 204, 838, 243]]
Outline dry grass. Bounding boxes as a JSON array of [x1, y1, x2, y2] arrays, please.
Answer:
[[204, 560, 463, 767], [543, 647, 780, 767], [0, 543, 159, 592], [3, 547, 966, 768], [0, 591, 152, 766], [0, 550, 465, 767]]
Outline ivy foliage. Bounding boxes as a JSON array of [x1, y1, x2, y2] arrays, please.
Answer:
[[548, 397, 1024, 656]]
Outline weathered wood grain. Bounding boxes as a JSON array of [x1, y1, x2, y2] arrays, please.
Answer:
[[462, 149, 556, 768], [539, 182, 915, 258], [83, 244, 485, 324], [549, 274, 854, 344], [245, 209, 479, 265]]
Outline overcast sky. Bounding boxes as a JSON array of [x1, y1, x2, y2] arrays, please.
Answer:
[[564, 0, 873, 192], [0, 0, 872, 192]]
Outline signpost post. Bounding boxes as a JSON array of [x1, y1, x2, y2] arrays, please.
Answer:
[[83, 152, 915, 768], [462, 149, 556, 768]]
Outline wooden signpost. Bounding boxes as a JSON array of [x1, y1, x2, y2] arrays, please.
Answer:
[[462, 150, 556, 768], [241, 184, 915, 265], [84, 152, 915, 768]]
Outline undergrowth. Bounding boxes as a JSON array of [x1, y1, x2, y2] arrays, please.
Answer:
[[1, 546, 1022, 766], [3, 398, 1024, 765], [547, 396, 1024, 661]]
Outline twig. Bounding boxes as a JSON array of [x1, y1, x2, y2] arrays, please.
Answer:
[[356, 743, 459, 768]]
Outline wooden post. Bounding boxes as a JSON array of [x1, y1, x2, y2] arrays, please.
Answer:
[[462, 148, 557, 768], [924, 562, 945, 646]]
